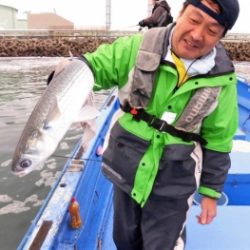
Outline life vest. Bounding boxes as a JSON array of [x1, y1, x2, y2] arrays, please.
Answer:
[[121, 27, 221, 145]]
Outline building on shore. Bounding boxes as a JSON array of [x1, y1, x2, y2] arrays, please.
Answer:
[[27, 12, 74, 30], [0, 4, 74, 30], [0, 4, 18, 29]]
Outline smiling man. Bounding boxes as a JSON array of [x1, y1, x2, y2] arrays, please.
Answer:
[[172, 1, 223, 59], [81, 0, 240, 249]]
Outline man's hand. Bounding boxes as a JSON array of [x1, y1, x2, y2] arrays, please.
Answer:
[[138, 20, 146, 27], [196, 196, 217, 225]]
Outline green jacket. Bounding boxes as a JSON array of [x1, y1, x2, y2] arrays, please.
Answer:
[[84, 27, 238, 206]]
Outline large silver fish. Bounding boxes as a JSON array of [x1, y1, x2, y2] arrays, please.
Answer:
[[11, 58, 99, 176]]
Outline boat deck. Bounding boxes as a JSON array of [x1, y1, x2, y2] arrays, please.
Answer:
[[186, 206, 250, 250]]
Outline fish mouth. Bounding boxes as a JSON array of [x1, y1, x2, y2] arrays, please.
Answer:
[[11, 165, 31, 177], [11, 162, 31, 177], [11, 169, 30, 177]]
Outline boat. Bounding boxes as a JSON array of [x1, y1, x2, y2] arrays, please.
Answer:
[[17, 79, 250, 250]]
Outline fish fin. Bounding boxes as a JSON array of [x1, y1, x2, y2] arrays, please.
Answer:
[[69, 50, 74, 58], [73, 105, 100, 123], [80, 119, 97, 152], [102, 109, 124, 153], [73, 92, 100, 122], [53, 58, 72, 78]]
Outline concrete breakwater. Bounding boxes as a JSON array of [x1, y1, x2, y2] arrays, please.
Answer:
[[0, 36, 250, 61]]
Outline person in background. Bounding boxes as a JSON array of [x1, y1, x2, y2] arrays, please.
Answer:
[[138, 0, 173, 29], [69, 0, 240, 249]]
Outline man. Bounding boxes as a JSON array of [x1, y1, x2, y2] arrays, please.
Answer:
[[139, 0, 173, 29], [82, 0, 240, 249]]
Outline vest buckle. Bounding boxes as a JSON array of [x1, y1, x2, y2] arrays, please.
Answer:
[[130, 107, 138, 115]]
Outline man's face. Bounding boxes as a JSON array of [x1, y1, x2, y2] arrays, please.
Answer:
[[171, 0, 225, 60]]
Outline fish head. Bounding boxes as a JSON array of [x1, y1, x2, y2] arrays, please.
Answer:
[[11, 130, 57, 177], [11, 153, 45, 177]]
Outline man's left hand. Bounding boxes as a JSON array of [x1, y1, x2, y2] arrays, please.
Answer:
[[196, 196, 217, 225]]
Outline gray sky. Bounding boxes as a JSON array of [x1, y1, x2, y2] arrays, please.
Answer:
[[0, 0, 247, 33]]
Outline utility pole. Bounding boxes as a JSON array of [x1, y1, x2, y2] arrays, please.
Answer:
[[148, 0, 152, 16], [106, 0, 111, 30]]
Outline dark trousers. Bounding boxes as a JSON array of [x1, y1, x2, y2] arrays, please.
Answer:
[[113, 186, 187, 250]]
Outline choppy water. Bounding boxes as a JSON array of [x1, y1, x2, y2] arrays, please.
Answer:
[[0, 58, 250, 249]]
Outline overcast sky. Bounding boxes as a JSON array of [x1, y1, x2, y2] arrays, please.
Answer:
[[0, 0, 247, 33]]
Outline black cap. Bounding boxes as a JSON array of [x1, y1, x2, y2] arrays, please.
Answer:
[[186, 0, 239, 30]]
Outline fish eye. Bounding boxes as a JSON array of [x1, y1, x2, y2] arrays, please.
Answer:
[[20, 159, 32, 169]]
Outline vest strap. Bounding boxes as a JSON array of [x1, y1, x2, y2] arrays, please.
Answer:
[[121, 102, 207, 145]]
